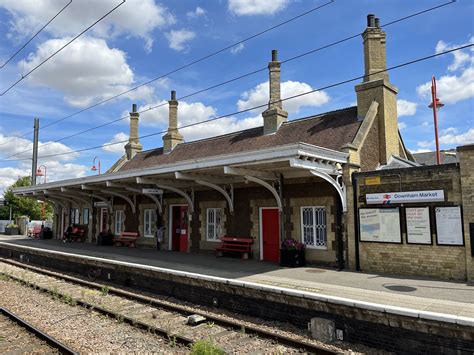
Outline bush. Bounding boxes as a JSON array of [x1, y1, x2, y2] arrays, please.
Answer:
[[190, 340, 225, 355], [6, 224, 18, 228]]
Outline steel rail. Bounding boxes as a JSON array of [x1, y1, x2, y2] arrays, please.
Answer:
[[0, 307, 78, 355], [0, 257, 337, 354]]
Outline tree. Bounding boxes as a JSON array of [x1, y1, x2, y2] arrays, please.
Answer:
[[1, 176, 53, 220]]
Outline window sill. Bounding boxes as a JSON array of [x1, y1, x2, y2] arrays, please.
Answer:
[[305, 246, 328, 250]]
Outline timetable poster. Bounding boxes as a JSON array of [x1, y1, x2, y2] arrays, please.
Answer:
[[435, 206, 463, 245], [406, 207, 431, 244]]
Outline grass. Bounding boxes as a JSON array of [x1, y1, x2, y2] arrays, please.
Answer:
[[100, 286, 109, 296], [190, 339, 225, 355]]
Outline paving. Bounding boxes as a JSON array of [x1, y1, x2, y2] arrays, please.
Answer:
[[1, 235, 473, 320]]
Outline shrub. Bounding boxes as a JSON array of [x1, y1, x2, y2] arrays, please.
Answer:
[[191, 340, 225, 355]]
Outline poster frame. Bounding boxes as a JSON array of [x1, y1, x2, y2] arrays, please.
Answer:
[[358, 207, 403, 244], [434, 205, 465, 247], [405, 206, 433, 245]]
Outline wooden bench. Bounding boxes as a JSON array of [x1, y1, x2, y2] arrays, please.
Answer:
[[114, 232, 139, 248], [216, 236, 253, 259], [63, 226, 86, 243]]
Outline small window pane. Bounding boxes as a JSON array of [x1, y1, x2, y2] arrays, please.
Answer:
[[206, 208, 222, 241], [301, 207, 327, 249]]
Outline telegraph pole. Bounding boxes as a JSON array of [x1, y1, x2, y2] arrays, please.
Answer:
[[31, 117, 39, 185]]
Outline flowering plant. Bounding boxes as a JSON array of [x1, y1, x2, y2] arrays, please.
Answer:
[[281, 238, 305, 251]]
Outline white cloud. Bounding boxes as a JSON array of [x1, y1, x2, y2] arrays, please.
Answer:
[[230, 43, 245, 55], [187, 6, 206, 19], [228, 0, 290, 16], [417, 37, 474, 104], [165, 29, 196, 52], [417, 128, 474, 148], [398, 122, 407, 130], [1, 0, 175, 52], [237, 80, 330, 114], [132, 100, 261, 142], [102, 132, 129, 154], [0, 167, 29, 197], [410, 148, 431, 154], [397, 99, 417, 117], [19, 37, 153, 107]]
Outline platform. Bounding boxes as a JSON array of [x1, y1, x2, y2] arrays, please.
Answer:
[[1, 235, 473, 321]]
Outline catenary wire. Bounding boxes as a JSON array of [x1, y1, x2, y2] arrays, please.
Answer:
[[0, 0, 456, 160], [1, 43, 471, 162], [0, 0, 335, 146], [0, 0, 126, 96], [0, 0, 73, 69]]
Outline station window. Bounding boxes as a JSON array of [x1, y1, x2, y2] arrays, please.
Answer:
[[83, 208, 89, 225], [206, 208, 222, 241], [143, 209, 156, 238], [70, 208, 79, 225], [115, 210, 124, 235], [300, 206, 327, 249]]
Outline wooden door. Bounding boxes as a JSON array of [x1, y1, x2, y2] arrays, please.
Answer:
[[261, 208, 280, 262], [172, 206, 181, 251], [100, 208, 108, 232], [178, 206, 188, 252]]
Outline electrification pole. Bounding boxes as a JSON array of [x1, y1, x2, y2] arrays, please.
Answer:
[[31, 117, 39, 185]]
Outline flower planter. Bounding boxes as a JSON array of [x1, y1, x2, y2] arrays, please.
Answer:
[[5, 227, 19, 235], [280, 249, 306, 267]]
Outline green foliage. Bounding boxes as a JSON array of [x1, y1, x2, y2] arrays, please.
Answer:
[[100, 285, 109, 296], [190, 340, 225, 355], [0, 176, 53, 220]]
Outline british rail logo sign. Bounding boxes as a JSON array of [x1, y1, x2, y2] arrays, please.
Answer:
[[366, 190, 444, 205]]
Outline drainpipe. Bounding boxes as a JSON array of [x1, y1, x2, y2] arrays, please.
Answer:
[[335, 194, 344, 270], [352, 173, 361, 271]]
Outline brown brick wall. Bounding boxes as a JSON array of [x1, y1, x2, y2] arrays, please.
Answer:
[[359, 118, 380, 171], [354, 164, 467, 280]]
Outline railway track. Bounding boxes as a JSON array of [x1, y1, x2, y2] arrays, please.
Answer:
[[0, 308, 77, 354], [0, 258, 339, 354]]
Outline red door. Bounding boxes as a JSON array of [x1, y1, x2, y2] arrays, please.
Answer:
[[172, 206, 188, 252], [262, 208, 280, 262]]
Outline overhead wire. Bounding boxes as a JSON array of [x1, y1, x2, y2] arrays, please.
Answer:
[[0, 0, 126, 96], [0, 0, 73, 69], [0, 0, 456, 160], [1, 43, 471, 162], [0, 0, 335, 146]]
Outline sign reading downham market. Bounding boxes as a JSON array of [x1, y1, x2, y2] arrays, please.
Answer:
[[366, 190, 445, 205]]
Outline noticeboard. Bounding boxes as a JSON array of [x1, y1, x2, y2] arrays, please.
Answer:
[[359, 208, 401, 243], [406, 207, 431, 244], [435, 206, 464, 246]]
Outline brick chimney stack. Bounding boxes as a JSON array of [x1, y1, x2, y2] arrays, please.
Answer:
[[262, 49, 288, 135], [163, 90, 184, 153], [125, 103, 143, 160], [355, 14, 399, 165]]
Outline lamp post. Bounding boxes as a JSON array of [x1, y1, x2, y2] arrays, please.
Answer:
[[36, 165, 47, 183], [428, 76, 444, 165], [91, 156, 101, 175]]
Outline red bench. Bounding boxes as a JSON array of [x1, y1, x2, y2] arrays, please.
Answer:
[[114, 231, 139, 248], [216, 236, 253, 259], [29, 225, 42, 238], [63, 226, 86, 243]]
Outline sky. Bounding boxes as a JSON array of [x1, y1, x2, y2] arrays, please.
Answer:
[[0, 0, 472, 195]]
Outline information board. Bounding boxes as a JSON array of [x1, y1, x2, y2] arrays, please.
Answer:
[[359, 208, 401, 243], [435, 206, 463, 245], [406, 207, 431, 244]]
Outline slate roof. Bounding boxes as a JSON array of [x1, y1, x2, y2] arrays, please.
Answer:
[[120, 107, 361, 171], [413, 149, 458, 166]]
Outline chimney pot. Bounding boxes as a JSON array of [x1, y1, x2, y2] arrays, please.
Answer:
[[171, 90, 176, 100], [367, 14, 375, 27], [132, 103, 137, 113], [375, 18, 380, 28], [271, 49, 278, 61]]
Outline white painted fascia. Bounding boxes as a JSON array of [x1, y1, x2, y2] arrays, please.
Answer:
[[13, 142, 348, 194]]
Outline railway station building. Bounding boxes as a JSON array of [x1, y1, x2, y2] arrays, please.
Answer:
[[13, 15, 474, 281]]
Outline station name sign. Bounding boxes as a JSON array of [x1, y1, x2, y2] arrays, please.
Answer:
[[366, 190, 444, 205], [142, 188, 163, 194]]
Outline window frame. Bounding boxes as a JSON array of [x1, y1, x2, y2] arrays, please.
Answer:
[[206, 208, 223, 242], [83, 208, 89, 225], [70, 208, 79, 225], [300, 206, 327, 250], [143, 209, 156, 238], [114, 210, 124, 236]]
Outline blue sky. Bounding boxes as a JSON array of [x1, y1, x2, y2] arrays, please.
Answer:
[[0, 0, 472, 194]]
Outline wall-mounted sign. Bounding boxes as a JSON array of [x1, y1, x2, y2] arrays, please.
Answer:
[[142, 188, 163, 194], [359, 208, 401, 243], [365, 176, 381, 186], [436, 206, 463, 246], [406, 207, 431, 244], [93, 201, 108, 207], [366, 190, 444, 205]]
